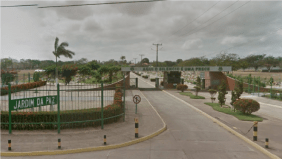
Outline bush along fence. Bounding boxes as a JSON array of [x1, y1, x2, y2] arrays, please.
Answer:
[[1, 82, 125, 133], [1, 71, 43, 86], [1, 81, 47, 96]]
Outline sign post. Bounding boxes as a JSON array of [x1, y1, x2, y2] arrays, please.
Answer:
[[133, 95, 141, 114]]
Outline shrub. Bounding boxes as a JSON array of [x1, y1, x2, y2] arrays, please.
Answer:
[[1, 104, 122, 130], [150, 78, 156, 82], [217, 80, 228, 107], [33, 72, 41, 82], [196, 76, 201, 87], [1, 70, 17, 85], [208, 89, 217, 103], [160, 81, 164, 86], [142, 75, 148, 79], [62, 64, 78, 85], [177, 84, 188, 92], [1, 81, 47, 96], [233, 99, 260, 114], [194, 86, 201, 96]]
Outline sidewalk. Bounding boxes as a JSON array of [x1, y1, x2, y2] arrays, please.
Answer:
[[1, 90, 164, 153], [166, 90, 282, 158]]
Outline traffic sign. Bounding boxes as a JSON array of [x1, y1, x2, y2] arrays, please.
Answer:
[[133, 95, 141, 104]]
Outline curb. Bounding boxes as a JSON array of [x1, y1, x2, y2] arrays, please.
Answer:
[[1, 126, 166, 157], [162, 90, 280, 159], [1, 89, 167, 157]]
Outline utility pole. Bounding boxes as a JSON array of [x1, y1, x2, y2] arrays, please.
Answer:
[[139, 54, 144, 66], [153, 43, 162, 67], [133, 58, 137, 65]]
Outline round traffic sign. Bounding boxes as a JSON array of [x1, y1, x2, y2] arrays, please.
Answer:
[[133, 95, 141, 104]]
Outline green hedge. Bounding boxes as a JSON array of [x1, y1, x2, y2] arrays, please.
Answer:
[[1, 104, 122, 130], [1, 81, 47, 96]]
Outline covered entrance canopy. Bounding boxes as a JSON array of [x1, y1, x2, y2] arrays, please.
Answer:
[[122, 66, 232, 90]]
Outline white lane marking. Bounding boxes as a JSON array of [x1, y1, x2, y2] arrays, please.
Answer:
[[139, 91, 166, 126], [258, 102, 282, 109]]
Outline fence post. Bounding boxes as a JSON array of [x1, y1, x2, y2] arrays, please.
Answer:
[[16, 75, 18, 85], [23, 74, 25, 84], [248, 77, 250, 94], [123, 74, 125, 122], [270, 77, 273, 99], [136, 78, 138, 88], [258, 77, 260, 96], [57, 84, 60, 134], [28, 73, 30, 83], [8, 84, 12, 134], [253, 76, 255, 94], [101, 82, 104, 129]]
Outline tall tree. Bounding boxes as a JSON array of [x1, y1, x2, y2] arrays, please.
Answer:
[[141, 58, 149, 64], [53, 37, 75, 84], [176, 59, 183, 64], [1, 58, 12, 70], [239, 59, 249, 71], [210, 53, 240, 71], [243, 54, 266, 71], [263, 56, 279, 72]]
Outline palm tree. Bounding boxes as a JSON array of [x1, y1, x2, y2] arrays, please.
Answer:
[[53, 37, 75, 84]]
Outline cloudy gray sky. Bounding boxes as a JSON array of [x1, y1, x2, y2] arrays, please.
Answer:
[[1, 0, 282, 63]]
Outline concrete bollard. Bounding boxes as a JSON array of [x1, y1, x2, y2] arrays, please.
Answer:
[[253, 121, 258, 141], [135, 118, 139, 138], [58, 138, 61, 149], [265, 138, 269, 148], [104, 135, 107, 145], [8, 139, 11, 151]]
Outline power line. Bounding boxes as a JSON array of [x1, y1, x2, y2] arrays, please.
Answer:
[[169, 0, 243, 42], [38, 0, 164, 8], [159, 1, 244, 52], [1, 4, 38, 7], [160, 0, 221, 43]]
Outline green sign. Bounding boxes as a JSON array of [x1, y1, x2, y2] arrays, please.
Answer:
[[10, 95, 57, 111]]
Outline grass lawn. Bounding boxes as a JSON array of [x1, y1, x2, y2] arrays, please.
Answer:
[[204, 102, 263, 121], [179, 92, 205, 99]]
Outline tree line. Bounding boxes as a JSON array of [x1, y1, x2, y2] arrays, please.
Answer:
[[154, 53, 282, 72], [2, 53, 282, 72]]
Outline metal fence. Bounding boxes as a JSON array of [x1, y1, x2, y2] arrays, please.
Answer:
[[1, 81, 126, 134]]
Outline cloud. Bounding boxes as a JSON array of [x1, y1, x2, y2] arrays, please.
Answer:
[[1, 1, 282, 62], [221, 36, 248, 45], [182, 39, 203, 50], [82, 18, 102, 32]]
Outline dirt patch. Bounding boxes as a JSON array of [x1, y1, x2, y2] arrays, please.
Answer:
[[233, 71, 282, 82], [17, 69, 36, 75]]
